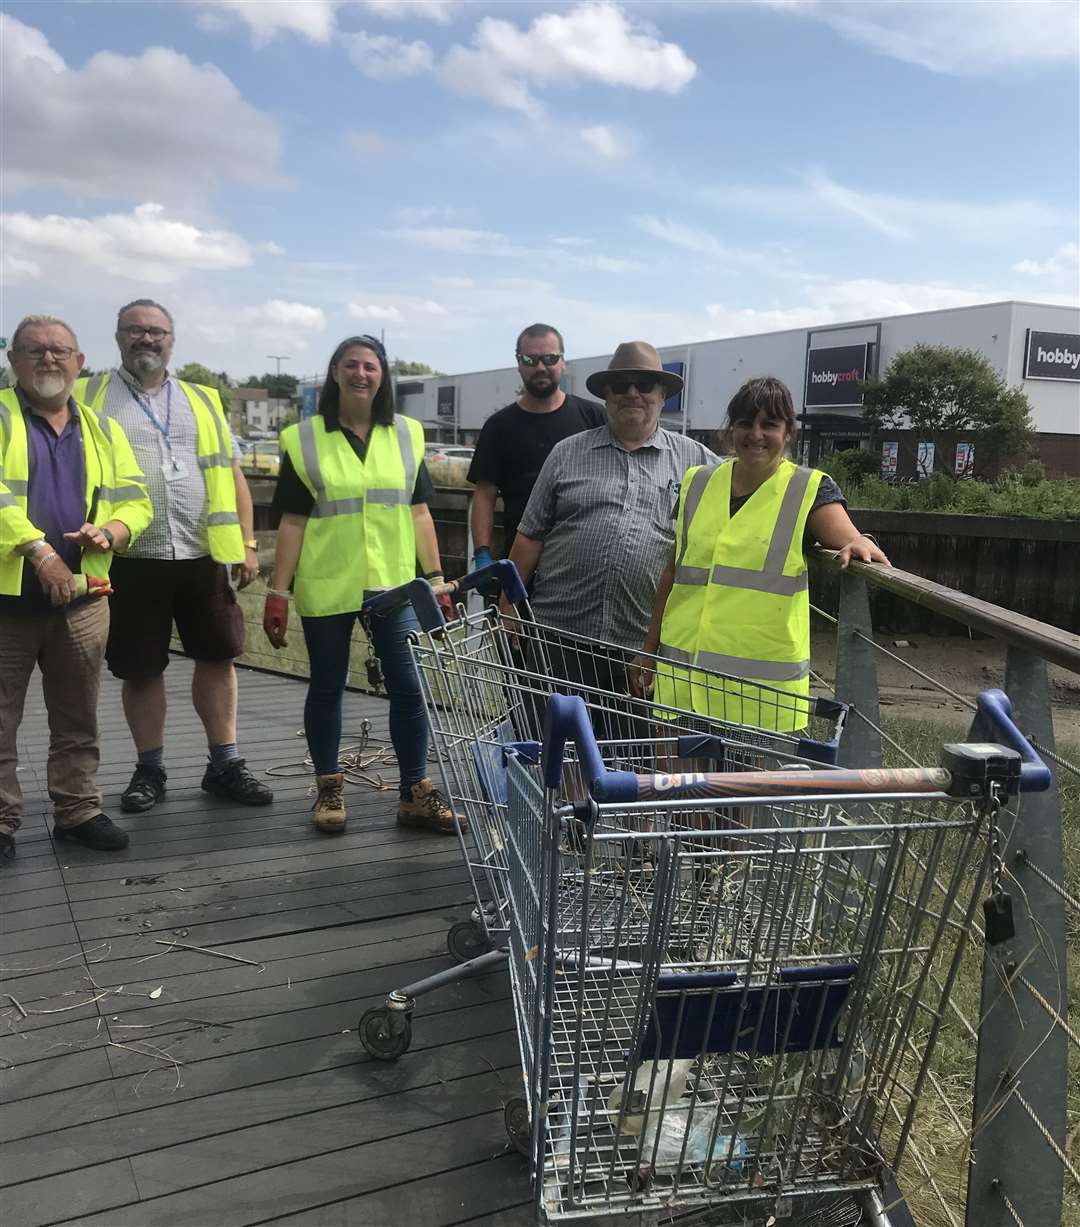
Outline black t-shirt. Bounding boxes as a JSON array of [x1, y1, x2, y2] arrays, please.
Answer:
[[467, 393, 606, 547], [271, 422, 433, 521]]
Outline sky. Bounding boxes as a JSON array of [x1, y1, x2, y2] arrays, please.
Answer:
[[2, 0, 1078, 383]]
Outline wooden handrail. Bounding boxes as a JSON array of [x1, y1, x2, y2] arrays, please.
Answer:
[[814, 550, 1080, 676]]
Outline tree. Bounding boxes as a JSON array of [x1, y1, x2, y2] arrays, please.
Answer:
[[391, 359, 446, 377], [242, 372, 299, 398], [861, 345, 1034, 475], [175, 363, 233, 416]]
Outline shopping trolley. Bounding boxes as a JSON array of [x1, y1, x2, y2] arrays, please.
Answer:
[[356, 564, 849, 1062], [500, 689, 1048, 1224]]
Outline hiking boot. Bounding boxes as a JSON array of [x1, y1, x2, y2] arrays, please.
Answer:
[[54, 813, 129, 851], [121, 763, 167, 813], [397, 778, 467, 836], [0, 830, 15, 862], [201, 758, 274, 806], [312, 772, 346, 833]]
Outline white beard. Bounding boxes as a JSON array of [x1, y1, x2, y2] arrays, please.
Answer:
[[32, 371, 68, 400]]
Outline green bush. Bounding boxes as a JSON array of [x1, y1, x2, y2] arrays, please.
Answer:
[[820, 448, 881, 487], [845, 474, 1080, 519]]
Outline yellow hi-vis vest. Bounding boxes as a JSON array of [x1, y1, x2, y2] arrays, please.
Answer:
[[0, 388, 153, 596], [655, 458, 823, 733], [279, 414, 425, 617], [75, 371, 244, 563]]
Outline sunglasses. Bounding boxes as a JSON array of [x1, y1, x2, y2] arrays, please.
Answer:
[[517, 352, 563, 367], [606, 375, 661, 395]]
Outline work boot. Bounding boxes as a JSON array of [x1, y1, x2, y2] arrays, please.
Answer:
[[201, 758, 274, 806], [397, 778, 467, 836], [121, 763, 167, 813], [53, 813, 130, 851], [312, 772, 346, 833]]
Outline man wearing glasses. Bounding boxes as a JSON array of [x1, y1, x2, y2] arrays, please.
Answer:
[[506, 341, 715, 718], [75, 300, 272, 815], [1, 315, 152, 857], [467, 323, 604, 570]]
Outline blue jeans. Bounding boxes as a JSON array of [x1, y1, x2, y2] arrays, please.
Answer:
[[300, 600, 428, 789]]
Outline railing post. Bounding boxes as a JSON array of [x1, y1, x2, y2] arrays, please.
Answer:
[[833, 569, 883, 769], [965, 647, 1068, 1227]]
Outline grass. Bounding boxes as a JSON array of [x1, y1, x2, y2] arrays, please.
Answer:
[[845, 472, 1080, 520], [880, 716, 1079, 1227]]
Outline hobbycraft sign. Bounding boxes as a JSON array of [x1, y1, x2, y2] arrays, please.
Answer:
[[804, 343, 870, 409], [1024, 330, 1080, 382]]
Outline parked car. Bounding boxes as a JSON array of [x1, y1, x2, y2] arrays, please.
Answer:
[[424, 443, 475, 463]]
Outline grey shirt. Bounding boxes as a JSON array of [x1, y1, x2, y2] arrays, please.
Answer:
[[96, 367, 229, 561], [518, 424, 715, 649]]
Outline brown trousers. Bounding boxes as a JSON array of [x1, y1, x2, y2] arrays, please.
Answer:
[[0, 599, 110, 835]]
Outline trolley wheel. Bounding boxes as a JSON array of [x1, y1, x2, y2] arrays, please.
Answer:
[[358, 1006, 412, 1061], [446, 919, 493, 964], [503, 1097, 530, 1156]]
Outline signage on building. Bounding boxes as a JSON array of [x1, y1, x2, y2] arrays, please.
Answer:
[[1024, 329, 1080, 381], [437, 385, 456, 420], [881, 440, 899, 478], [662, 361, 685, 415], [301, 386, 317, 419], [916, 441, 935, 478], [804, 343, 870, 409], [955, 441, 975, 477]]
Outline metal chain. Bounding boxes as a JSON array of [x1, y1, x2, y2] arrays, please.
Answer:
[[987, 788, 1006, 898], [1015, 850, 1080, 913], [1017, 973, 1080, 1053], [1013, 1087, 1080, 1187]]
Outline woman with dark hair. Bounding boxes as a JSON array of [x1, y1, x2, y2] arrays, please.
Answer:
[[263, 335, 463, 835], [631, 376, 889, 731]]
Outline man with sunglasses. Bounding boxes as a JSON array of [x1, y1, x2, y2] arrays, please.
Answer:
[[75, 299, 272, 815], [467, 323, 604, 570], [506, 341, 714, 717]]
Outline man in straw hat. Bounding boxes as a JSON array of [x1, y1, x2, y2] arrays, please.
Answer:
[[506, 341, 714, 713]]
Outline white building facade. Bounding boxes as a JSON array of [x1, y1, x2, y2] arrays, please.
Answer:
[[396, 300, 1080, 477]]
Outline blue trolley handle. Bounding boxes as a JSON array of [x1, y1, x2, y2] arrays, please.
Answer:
[[969, 689, 1052, 793], [361, 560, 530, 633]]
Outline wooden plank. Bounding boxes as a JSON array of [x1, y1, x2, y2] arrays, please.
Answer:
[[3, 1156, 141, 1227]]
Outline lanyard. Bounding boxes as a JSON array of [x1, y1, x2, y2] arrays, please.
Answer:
[[126, 379, 173, 453]]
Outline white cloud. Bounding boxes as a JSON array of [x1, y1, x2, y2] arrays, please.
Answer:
[[241, 300, 327, 333], [580, 124, 626, 160], [0, 203, 261, 284], [350, 304, 405, 323], [196, 0, 340, 44], [1, 15, 281, 203], [344, 30, 434, 79], [1012, 242, 1080, 289], [551, 236, 594, 248], [801, 169, 910, 239], [387, 224, 640, 273], [364, 0, 459, 21], [431, 274, 474, 288], [439, 2, 696, 116], [758, 0, 1079, 74], [633, 215, 795, 274]]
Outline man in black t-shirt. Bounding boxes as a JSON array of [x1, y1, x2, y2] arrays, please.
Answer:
[[467, 323, 604, 567]]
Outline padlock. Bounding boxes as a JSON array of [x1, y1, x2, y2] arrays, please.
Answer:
[[983, 889, 1015, 946], [366, 656, 384, 691]]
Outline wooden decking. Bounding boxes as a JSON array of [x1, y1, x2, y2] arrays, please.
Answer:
[[1, 660, 533, 1226]]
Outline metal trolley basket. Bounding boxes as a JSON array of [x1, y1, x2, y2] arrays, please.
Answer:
[[357, 563, 849, 1057], [504, 690, 1049, 1224]]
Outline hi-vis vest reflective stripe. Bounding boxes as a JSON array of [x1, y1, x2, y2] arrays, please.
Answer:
[[279, 414, 425, 618], [0, 389, 153, 596], [76, 372, 244, 563], [655, 458, 823, 733]]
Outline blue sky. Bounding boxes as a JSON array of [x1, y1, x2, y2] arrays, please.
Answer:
[[3, 0, 1078, 382]]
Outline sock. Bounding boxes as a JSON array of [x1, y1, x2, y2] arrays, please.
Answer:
[[209, 742, 241, 770], [138, 747, 164, 771]]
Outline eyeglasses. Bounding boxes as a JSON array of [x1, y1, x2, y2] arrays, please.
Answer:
[[15, 345, 77, 361], [517, 352, 563, 367], [607, 375, 661, 395], [118, 326, 172, 340]]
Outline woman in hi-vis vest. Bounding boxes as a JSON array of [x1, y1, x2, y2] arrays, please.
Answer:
[[263, 335, 464, 836], [630, 377, 890, 733]]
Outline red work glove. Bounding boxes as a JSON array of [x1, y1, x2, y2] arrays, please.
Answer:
[[263, 592, 289, 649]]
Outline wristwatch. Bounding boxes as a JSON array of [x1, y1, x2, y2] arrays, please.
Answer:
[[244, 538, 258, 551], [100, 526, 115, 549]]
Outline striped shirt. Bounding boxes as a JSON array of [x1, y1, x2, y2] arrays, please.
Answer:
[[94, 367, 221, 560], [518, 424, 715, 649]]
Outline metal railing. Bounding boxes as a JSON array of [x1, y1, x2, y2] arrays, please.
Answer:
[[811, 551, 1078, 1227]]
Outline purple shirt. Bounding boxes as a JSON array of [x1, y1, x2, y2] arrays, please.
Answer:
[[1, 393, 87, 614]]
